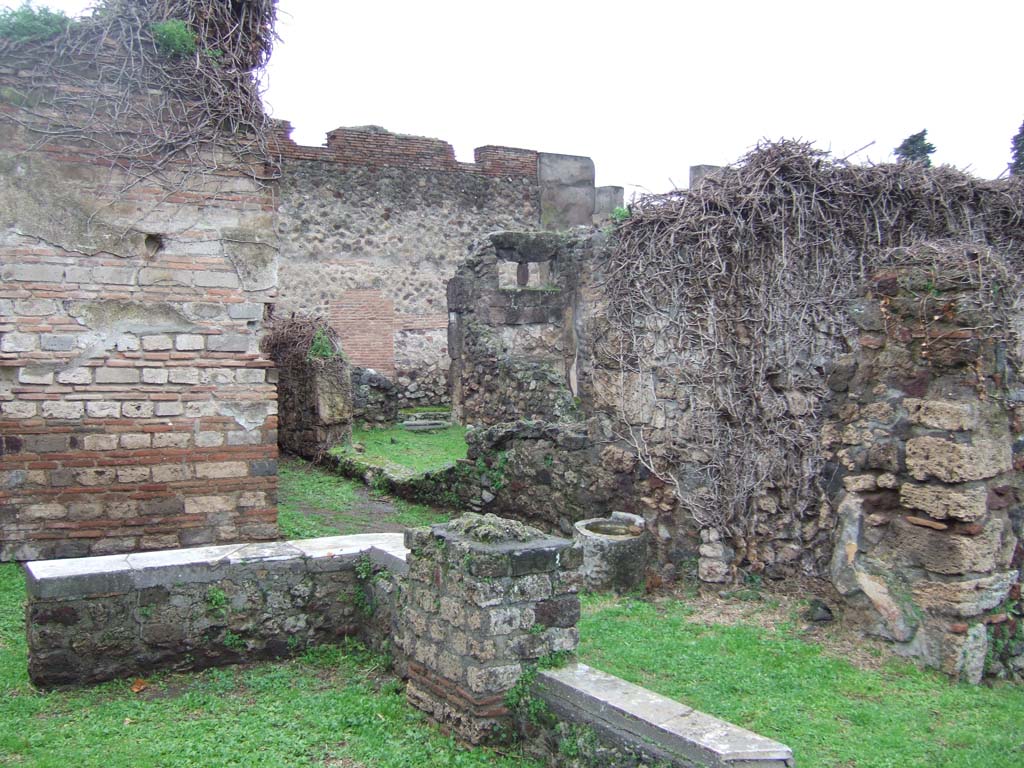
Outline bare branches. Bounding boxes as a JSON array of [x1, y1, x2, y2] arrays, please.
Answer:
[[599, 140, 1024, 542], [0, 0, 278, 185]]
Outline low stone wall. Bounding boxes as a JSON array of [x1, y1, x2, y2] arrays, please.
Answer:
[[24, 517, 793, 765], [351, 367, 399, 428], [25, 533, 406, 687]]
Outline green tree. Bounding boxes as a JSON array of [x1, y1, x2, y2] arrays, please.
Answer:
[[1010, 120, 1024, 176], [894, 129, 936, 166]]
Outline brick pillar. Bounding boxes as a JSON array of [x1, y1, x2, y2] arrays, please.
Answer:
[[398, 514, 581, 744]]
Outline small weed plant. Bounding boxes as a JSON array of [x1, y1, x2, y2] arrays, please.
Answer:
[[150, 18, 196, 56], [307, 327, 338, 361], [0, 2, 71, 42]]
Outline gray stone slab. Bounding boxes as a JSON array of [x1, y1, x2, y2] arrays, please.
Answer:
[[26, 554, 133, 599], [538, 663, 793, 767], [227, 541, 304, 564]]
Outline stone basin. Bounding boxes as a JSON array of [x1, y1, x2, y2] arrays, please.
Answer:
[[574, 511, 648, 593]]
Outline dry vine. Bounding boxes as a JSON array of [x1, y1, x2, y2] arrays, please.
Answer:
[[600, 140, 1024, 549], [0, 0, 278, 186], [260, 313, 346, 376]]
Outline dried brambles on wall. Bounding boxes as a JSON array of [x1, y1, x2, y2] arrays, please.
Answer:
[[601, 141, 1024, 556], [0, 0, 277, 183]]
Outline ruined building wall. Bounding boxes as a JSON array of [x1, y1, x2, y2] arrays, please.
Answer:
[[273, 123, 541, 408], [273, 123, 623, 409], [0, 118, 280, 562]]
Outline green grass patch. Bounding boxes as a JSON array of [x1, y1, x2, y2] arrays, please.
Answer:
[[399, 406, 452, 416], [277, 458, 450, 538], [578, 595, 1024, 768], [0, 563, 536, 767], [333, 424, 468, 475], [277, 459, 361, 538]]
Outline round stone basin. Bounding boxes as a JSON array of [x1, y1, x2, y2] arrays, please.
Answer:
[[574, 512, 648, 593], [582, 520, 640, 538]]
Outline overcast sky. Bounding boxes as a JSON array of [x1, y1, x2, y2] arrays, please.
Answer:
[[29, 0, 1024, 199]]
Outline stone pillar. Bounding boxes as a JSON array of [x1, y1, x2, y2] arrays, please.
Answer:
[[398, 514, 581, 744], [826, 257, 1021, 683]]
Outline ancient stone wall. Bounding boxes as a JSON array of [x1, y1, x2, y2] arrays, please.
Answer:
[[25, 533, 407, 687], [273, 123, 542, 408], [826, 262, 1023, 682], [273, 123, 619, 409], [0, 119, 280, 562], [447, 232, 698, 572], [448, 232, 583, 427], [351, 366, 399, 428]]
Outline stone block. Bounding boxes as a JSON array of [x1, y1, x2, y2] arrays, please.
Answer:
[[117, 466, 151, 483], [228, 303, 264, 320], [1, 332, 37, 352], [2, 400, 37, 418], [195, 462, 248, 479], [195, 431, 225, 448], [122, 401, 155, 418], [169, 368, 200, 384], [138, 268, 191, 286], [119, 433, 151, 449], [86, 401, 121, 417], [154, 401, 183, 417], [92, 266, 136, 285], [151, 464, 191, 483], [194, 270, 240, 288], [904, 398, 977, 431], [141, 334, 173, 351], [538, 663, 793, 766], [899, 482, 987, 522], [906, 437, 1011, 483], [3, 263, 64, 282], [95, 367, 140, 384], [56, 367, 92, 384], [175, 334, 205, 351], [207, 334, 250, 353], [19, 367, 54, 385], [41, 400, 84, 420], [912, 571, 1016, 617], [465, 663, 522, 695], [510, 544, 562, 576], [892, 516, 1009, 575], [83, 434, 118, 451], [15, 299, 58, 315], [142, 368, 169, 384], [23, 434, 69, 453]]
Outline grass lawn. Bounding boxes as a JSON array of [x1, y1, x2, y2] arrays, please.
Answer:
[[277, 458, 450, 539], [0, 563, 537, 768], [578, 594, 1024, 768], [331, 424, 468, 476]]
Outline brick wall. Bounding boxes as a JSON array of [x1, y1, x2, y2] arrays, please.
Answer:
[[328, 291, 396, 377], [272, 123, 540, 180], [0, 113, 280, 561]]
